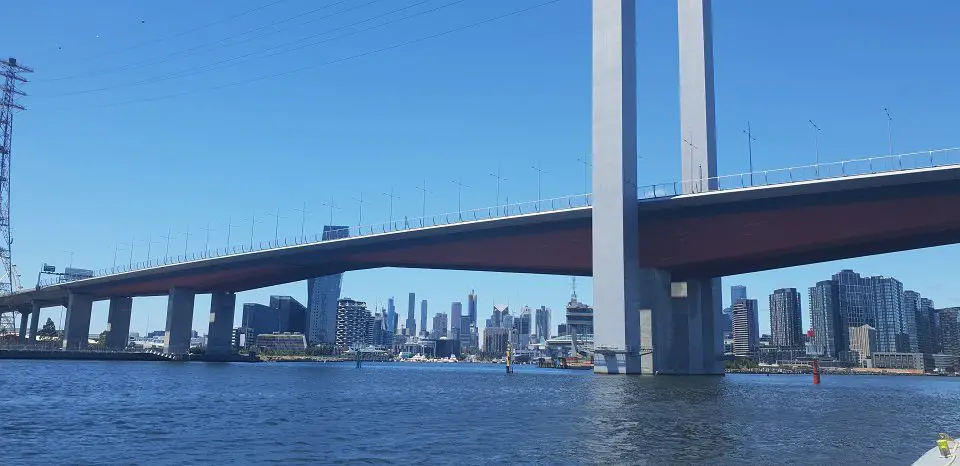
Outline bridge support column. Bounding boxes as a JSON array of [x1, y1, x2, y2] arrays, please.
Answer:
[[591, 0, 642, 374], [63, 293, 93, 350], [206, 292, 236, 355], [164, 287, 195, 355], [28, 302, 41, 344], [105, 297, 133, 350], [18, 310, 28, 344]]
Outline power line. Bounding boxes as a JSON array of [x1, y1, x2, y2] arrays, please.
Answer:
[[37, 0, 364, 83], [43, 0, 451, 97], [69, 0, 293, 65], [49, 0, 564, 110]]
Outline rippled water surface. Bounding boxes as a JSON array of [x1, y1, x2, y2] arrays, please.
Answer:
[[1, 361, 958, 464]]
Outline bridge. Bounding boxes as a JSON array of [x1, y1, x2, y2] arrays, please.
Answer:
[[3, 0, 958, 374]]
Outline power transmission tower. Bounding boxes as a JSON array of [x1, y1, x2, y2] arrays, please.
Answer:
[[0, 57, 33, 296]]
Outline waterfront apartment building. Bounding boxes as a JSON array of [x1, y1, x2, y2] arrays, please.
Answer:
[[242, 296, 307, 341], [848, 324, 878, 367], [732, 298, 759, 358], [939, 308, 960, 357], [769, 288, 803, 348], [306, 226, 348, 346], [483, 327, 510, 357], [335, 298, 372, 348], [914, 296, 940, 354], [870, 276, 914, 353]]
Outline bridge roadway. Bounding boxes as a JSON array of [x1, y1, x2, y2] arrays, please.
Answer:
[[3, 163, 960, 352]]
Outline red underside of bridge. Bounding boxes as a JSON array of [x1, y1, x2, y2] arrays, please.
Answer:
[[84, 185, 960, 299], [7, 173, 960, 304]]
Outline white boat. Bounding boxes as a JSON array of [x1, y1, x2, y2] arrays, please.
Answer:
[[912, 434, 958, 465]]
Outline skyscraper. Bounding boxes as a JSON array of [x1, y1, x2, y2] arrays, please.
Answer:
[[468, 290, 478, 328], [451, 302, 463, 338], [870, 276, 912, 352], [515, 306, 533, 349], [915, 297, 939, 354], [833, 269, 873, 348], [732, 298, 759, 357], [769, 288, 803, 348], [306, 225, 349, 345], [432, 312, 447, 338], [848, 324, 877, 367], [406, 293, 417, 336], [420, 300, 428, 336], [535, 306, 551, 342], [938, 308, 960, 357], [335, 298, 372, 348], [809, 280, 842, 358], [387, 297, 396, 333], [730, 285, 747, 304]]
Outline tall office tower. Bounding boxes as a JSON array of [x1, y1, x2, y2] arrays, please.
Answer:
[[915, 297, 939, 354], [535, 306, 551, 342], [869, 276, 912, 352], [732, 298, 759, 357], [730, 285, 747, 304], [491, 304, 508, 328], [809, 280, 842, 358], [306, 225, 349, 345], [387, 297, 396, 333], [451, 302, 463, 339], [459, 315, 474, 349], [420, 300, 428, 336], [516, 307, 532, 348], [833, 269, 873, 349], [432, 312, 448, 338], [405, 293, 417, 336], [769, 288, 803, 348], [938, 308, 960, 356], [468, 290, 478, 328], [335, 298, 372, 348]]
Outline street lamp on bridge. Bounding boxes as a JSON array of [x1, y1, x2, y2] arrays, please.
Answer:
[[808, 119, 822, 177]]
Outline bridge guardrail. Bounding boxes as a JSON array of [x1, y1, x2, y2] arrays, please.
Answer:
[[26, 146, 960, 291]]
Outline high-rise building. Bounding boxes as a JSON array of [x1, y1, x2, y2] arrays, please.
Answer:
[[387, 297, 396, 333], [336, 298, 372, 348], [459, 314, 472, 348], [869, 276, 913, 352], [809, 280, 842, 358], [939, 308, 960, 356], [833, 269, 873, 349], [406, 293, 417, 336], [915, 297, 939, 354], [535, 306, 551, 342], [241, 296, 308, 341], [489, 304, 508, 329], [566, 291, 593, 337], [514, 307, 532, 349], [848, 324, 877, 367], [769, 288, 803, 348], [420, 300, 428, 336], [730, 285, 747, 304], [732, 298, 759, 357], [306, 226, 349, 346], [450, 302, 463, 339], [468, 290, 478, 328], [432, 312, 448, 338], [483, 327, 510, 357]]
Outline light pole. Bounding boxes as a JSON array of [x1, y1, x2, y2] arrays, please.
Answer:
[[352, 193, 368, 226], [144, 235, 157, 264], [127, 236, 136, 268], [489, 168, 506, 215], [161, 227, 176, 262], [321, 196, 339, 226], [200, 222, 215, 256], [576, 156, 591, 195], [452, 177, 469, 220], [809, 119, 822, 177], [266, 208, 282, 243], [293, 202, 309, 238], [883, 107, 893, 156], [181, 224, 191, 256], [683, 134, 699, 192], [383, 187, 398, 225], [414, 180, 428, 220], [743, 122, 757, 186], [249, 214, 262, 249], [531, 162, 546, 211]]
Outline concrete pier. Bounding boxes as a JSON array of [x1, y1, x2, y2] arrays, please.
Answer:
[[18, 310, 28, 344], [63, 293, 93, 350], [206, 292, 236, 355], [28, 302, 40, 344], [164, 287, 195, 354], [105, 297, 133, 349], [591, 0, 642, 374]]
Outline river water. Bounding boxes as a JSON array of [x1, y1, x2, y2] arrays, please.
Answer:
[[1, 361, 957, 465]]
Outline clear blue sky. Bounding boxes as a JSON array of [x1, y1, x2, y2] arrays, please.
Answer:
[[2, 0, 959, 337]]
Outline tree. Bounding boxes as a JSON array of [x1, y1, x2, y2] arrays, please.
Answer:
[[38, 318, 57, 337]]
